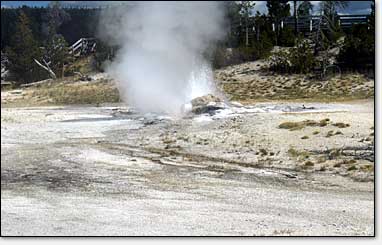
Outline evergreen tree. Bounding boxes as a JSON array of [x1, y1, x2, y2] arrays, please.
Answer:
[[266, 0, 291, 45], [43, 34, 70, 78], [5, 11, 42, 84], [319, 1, 348, 48], [320, 1, 348, 25], [338, 3, 374, 72], [42, 1, 71, 39], [39, 1, 71, 78], [222, 1, 242, 48], [238, 1, 256, 47], [368, 2, 375, 33], [297, 1, 313, 16]]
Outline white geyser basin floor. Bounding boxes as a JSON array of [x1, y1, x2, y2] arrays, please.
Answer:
[[1, 100, 374, 236]]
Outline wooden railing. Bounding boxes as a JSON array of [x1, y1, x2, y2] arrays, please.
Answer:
[[280, 14, 370, 32], [68, 38, 97, 57]]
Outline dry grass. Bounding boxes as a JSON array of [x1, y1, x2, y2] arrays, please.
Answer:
[[333, 162, 342, 167], [304, 161, 314, 167], [278, 119, 330, 131], [288, 148, 310, 160], [326, 130, 335, 138], [342, 159, 357, 165], [360, 164, 374, 172], [347, 165, 357, 171], [333, 122, 350, 128], [31, 80, 120, 105], [279, 122, 304, 131], [259, 148, 268, 156], [218, 69, 374, 103]]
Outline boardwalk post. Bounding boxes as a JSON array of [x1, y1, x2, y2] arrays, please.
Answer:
[[310, 19, 312, 32]]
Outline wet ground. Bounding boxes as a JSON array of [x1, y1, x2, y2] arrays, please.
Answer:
[[1, 101, 374, 236]]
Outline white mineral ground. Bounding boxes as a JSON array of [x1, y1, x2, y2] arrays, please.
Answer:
[[1, 97, 374, 236]]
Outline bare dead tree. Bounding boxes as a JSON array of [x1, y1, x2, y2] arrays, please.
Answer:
[[34, 58, 57, 79]]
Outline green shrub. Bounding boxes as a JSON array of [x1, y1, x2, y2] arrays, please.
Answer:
[[269, 38, 316, 74], [269, 49, 291, 73], [338, 25, 374, 71], [279, 27, 295, 47], [289, 38, 316, 73]]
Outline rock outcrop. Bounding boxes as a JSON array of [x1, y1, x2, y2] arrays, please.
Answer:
[[190, 94, 226, 114]]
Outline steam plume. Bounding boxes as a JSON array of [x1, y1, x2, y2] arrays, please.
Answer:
[[99, 1, 225, 115]]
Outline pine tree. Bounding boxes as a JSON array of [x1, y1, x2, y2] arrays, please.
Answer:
[[39, 1, 71, 78], [266, 0, 291, 45], [368, 2, 374, 33], [297, 1, 313, 16], [43, 34, 70, 78], [238, 1, 256, 47], [5, 11, 42, 84]]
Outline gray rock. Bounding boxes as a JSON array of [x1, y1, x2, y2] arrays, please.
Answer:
[[190, 94, 226, 115]]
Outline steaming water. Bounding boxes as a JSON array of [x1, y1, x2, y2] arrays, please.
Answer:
[[99, 2, 225, 116], [193, 103, 350, 122], [187, 62, 215, 102]]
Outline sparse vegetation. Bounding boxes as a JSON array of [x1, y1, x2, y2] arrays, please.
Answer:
[[320, 119, 330, 126], [278, 119, 331, 131], [360, 164, 374, 172], [220, 72, 373, 102], [288, 147, 310, 161], [328, 149, 341, 159], [335, 131, 343, 135], [333, 122, 350, 128], [279, 121, 303, 130], [342, 159, 356, 165], [304, 161, 314, 167], [31, 79, 120, 105], [259, 148, 268, 156], [333, 162, 342, 167], [326, 130, 334, 137]]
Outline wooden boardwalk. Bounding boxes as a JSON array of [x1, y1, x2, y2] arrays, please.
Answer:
[[281, 14, 370, 32]]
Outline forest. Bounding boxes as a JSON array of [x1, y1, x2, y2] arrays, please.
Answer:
[[0, 1, 375, 85]]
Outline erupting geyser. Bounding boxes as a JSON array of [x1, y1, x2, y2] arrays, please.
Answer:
[[99, 2, 225, 115]]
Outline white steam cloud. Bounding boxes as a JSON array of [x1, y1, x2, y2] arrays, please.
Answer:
[[99, 1, 225, 115]]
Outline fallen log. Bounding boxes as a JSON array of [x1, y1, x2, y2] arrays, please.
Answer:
[[20, 78, 54, 88]]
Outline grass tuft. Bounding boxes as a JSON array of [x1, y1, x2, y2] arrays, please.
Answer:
[[304, 161, 314, 166], [279, 122, 304, 131], [333, 122, 350, 128]]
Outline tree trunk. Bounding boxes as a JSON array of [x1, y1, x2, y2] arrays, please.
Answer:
[[275, 19, 279, 46], [246, 26, 249, 47], [294, 0, 298, 35], [257, 25, 260, 41], [34, 59, 57, 79]]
